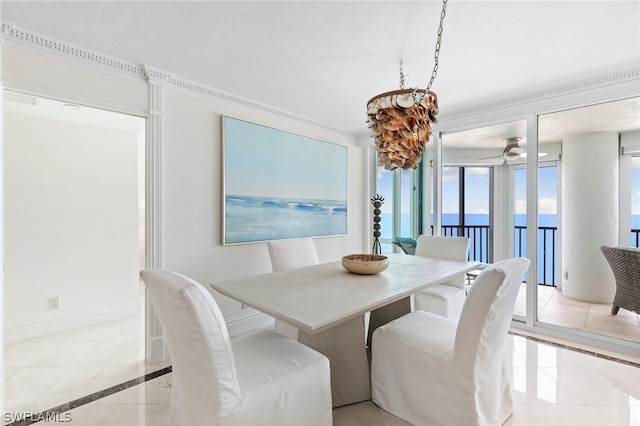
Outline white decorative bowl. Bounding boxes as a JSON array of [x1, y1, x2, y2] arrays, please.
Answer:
[[341, 254, 389, 275]]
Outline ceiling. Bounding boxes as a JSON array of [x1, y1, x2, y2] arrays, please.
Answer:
[[4, 91, 146, 133], [1, 1, 639, 142]]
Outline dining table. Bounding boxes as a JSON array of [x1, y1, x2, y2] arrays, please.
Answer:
[[210, 252, 480, 407]]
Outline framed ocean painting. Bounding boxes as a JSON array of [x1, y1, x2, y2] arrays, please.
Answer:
[[222, 116, 348, 245]]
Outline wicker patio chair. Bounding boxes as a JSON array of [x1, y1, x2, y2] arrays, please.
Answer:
[[601, 245, 640, 315]]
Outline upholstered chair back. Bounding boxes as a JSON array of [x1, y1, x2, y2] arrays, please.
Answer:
[[141, 268, 241, 424], [267, 238, 320, 339], [415, 235, 470, 288], [267, 237, 319, 271], [454, 258, 530, 422]]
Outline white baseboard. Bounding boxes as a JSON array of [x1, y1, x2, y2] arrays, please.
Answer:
[[4, 303, 141, 344], [226, 310, 275, 337], [146, 336, 167, 364]]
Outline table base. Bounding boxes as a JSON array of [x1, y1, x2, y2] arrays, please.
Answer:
[[298, 316, 371, 407], [366, 296, 411, 347]]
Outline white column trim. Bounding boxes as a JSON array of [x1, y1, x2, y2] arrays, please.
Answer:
[[525, 114, 539, 327], [432, 132, 443, 235], [144, 72, 165, 363], [0, 78, 6, 418]]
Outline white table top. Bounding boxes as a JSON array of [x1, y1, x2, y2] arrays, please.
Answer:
[[211, 253, 480, 334]]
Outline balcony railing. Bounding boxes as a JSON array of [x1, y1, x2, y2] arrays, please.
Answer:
[[435, 225, 640, 288], [515, 225, 556, 287], [440, 225, 490, 264]]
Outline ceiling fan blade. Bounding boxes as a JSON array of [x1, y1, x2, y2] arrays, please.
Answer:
[[477, 154, 505, 161]]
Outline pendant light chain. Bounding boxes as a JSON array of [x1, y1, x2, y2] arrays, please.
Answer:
[[366, 0, 449, 170], [415, 0, 448, 102]]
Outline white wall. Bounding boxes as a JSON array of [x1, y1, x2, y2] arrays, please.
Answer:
[[2, 46, 366, 328], [4, 113, 141, 340], [160, 89, 364, 318]]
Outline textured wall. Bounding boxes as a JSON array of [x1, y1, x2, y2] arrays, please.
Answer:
[[561, 132, 618, 302]]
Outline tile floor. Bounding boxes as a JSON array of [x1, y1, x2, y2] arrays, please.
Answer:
[[4, 284, 640, 425], [513, 284, 640, 344], [4, 315, 171, 420], [4, 330, 639, 426]]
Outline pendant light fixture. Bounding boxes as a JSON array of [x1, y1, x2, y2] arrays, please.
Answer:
[[366, 0, 448, 170]]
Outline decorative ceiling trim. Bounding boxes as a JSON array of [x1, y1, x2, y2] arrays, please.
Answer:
[[1, 22, 146, 79], [2, 21, 638, 142], [438, 68, 640, 122], [0, 21, 350, 139]]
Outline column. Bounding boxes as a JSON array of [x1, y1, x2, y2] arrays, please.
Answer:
[[143, 66, 166, 362], [561, 132, 618, 303]]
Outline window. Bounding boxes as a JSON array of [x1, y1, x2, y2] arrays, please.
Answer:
[[632, 156, 640, 246], [441, 166, 491, 263], [375, 160, 420, 253]]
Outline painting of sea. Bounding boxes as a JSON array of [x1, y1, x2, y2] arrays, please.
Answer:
[[222, 116, 348, 244]]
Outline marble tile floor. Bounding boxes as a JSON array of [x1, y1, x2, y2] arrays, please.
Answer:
[[513, 284, 640, 344], [4, 283, 640, 425], [4, 315, 171, 421], [4, 333, 639, 426]]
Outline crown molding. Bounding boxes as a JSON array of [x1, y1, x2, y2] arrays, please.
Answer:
[[3, 22, 638, 143], [0, 21, 352, 140], [355, 68, 640, 141], [1, 22, 146, 80], [438, 68, 640, 123]]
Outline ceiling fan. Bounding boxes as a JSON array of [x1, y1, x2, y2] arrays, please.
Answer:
[[479, 137, 524, 162]]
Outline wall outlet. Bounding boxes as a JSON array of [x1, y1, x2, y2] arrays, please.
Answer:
[[48, 297, 60, 310], [564, 271, 569, 280]]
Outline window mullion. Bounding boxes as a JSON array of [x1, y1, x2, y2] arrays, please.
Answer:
[[393, 170, 401, 241]]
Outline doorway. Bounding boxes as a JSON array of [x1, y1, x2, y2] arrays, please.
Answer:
[[3, 91, 149, 413]]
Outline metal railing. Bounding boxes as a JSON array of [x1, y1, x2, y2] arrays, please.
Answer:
[[430, 225, 640, 287], [515, 225, 556, 287], [440, 225, 491, 264]]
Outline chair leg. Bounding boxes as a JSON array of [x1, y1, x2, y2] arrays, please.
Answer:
[[611, 305, 620, 315]]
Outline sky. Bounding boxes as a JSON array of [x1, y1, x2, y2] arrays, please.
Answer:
[[224, 116, 347, 201], [378, 161, 640, 217], [443, 165, 558, 215], [513, 166, 558, 216]]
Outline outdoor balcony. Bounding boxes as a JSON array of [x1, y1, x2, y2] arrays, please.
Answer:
[[441, 224, 640, 345]]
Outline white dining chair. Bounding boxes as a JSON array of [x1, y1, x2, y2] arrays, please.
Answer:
[[413, 235, 471, 320], [267, 237, 319, 339], [371, 257, 530, 426], [140, 268, 332, 426]]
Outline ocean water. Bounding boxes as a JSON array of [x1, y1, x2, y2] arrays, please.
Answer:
[[380, 213, 640, 285], [224, 195, 347, 244]]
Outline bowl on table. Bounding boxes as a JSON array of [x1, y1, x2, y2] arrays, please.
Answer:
[[341, 254, 389, 275]]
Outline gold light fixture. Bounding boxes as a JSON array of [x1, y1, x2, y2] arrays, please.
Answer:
[[366, 0, 448, 170]]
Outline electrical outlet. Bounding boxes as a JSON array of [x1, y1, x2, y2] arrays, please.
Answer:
[[564, 271, 569, 280], [48, 297, 60, 310]]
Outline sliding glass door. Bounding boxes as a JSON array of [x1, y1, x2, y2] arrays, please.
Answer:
[[373, 97, 640, 348], [440, 166, 492, 264], [536, 97, 640, 344]]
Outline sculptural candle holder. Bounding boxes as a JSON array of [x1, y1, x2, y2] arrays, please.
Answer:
[[371, 194, 384, 254]]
